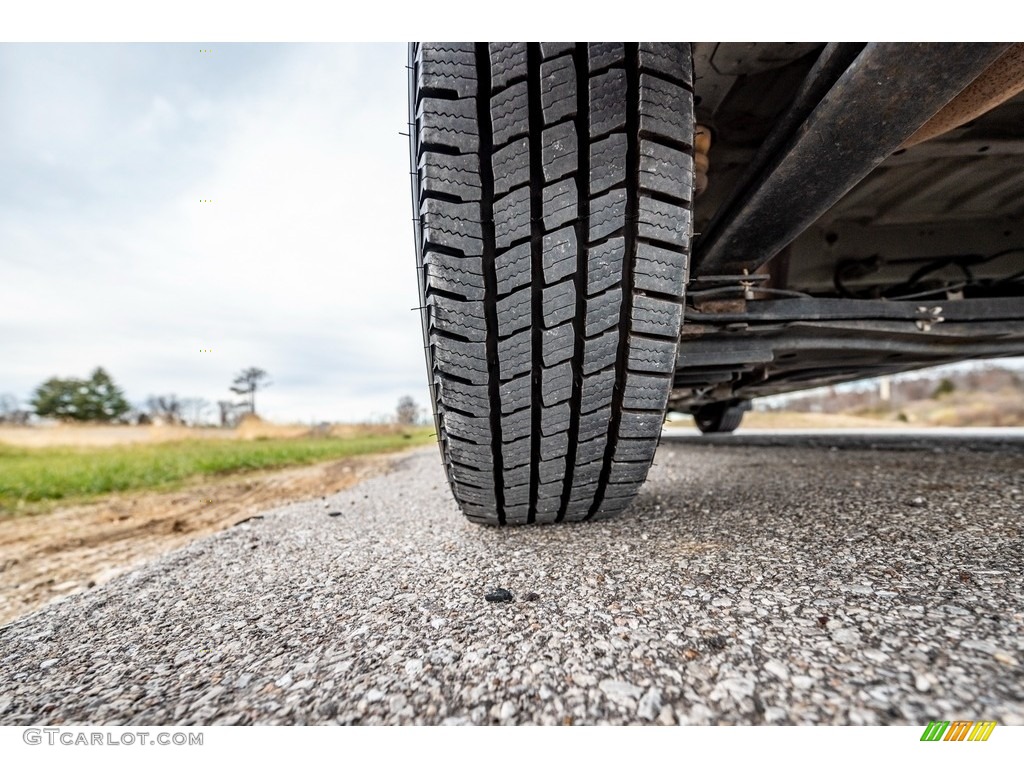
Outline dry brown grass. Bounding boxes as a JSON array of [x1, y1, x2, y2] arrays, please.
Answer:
[[896, 387, 1024, 427], [0, 416, 418, 448], [666, 411, 903, 429]]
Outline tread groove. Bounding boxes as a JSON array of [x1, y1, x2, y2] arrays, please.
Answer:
[[588, 43, 640, 520], [558, 41, 589, 522], [526, 43, 544, 525], [476, 43, 506, 525]]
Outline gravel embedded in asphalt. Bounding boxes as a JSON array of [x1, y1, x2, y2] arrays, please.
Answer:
[[0, 432, 1022, 725]]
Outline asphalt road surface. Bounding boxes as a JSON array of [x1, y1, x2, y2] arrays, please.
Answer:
[[1, 431, 1022, 725]]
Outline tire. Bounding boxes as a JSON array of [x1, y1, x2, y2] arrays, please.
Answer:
[[694, 402, 746, 434], [409, 43, 693, 525]]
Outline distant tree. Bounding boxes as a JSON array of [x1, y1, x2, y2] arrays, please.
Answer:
[[395, 395, 421, 425], [32, 367, 130, 422], [932, 378, 956, 399], [217, 400, 235, 428], [180, 397, 211, 426], [0, 393, 19, 422], [230, 367, 270, 415], [145, 394, 182, 424]]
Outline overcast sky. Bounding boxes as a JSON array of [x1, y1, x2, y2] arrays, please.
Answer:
[[0, 43, 428, 423]]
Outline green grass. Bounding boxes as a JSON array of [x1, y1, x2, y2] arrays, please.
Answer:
[[0, 428, 434, 515]]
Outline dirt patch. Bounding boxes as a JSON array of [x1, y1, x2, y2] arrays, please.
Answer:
[[0, 452, 396, 626]]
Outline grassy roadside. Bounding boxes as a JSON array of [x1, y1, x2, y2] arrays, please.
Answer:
[[0, 428, 434, 515]]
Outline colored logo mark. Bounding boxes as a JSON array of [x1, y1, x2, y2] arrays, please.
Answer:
[[920, 720, 996, 741]]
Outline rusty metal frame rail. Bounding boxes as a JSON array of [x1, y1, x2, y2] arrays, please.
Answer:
[[692, 43, 1011, 277]]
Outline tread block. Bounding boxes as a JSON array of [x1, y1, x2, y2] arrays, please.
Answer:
[[494, 185, 531, 250], [536, 485, 563, 517], [541, 42, 575, 60], [541, 361, 572, 406], [421, 198, 483, 255], [590, 133, 627, 195], [542, 179, 578, 231], [538, 456, 566, 484], [490, 42, 527, 90], [573, 460, 602, 483], [628, 335, 678, 373], [572, 459, 603, 485], [584, 287, 622, 336], [437, 375, 489, 413], [542, 321, 575, 366], [583, 330, 618, 374], [580, 368, 615, 413], [496, 285, 532, 337], [609, 461, 650, 485], [501, 408, 531, 441], [503, 484, 530, 506], [503, 505, 531, 524], [589, 69, 626, 137], [491, 82, 529, 147], [503, 463, 531, 489], [454, 482, 496, 506], [639, 73, 694, 146], [589, 188, 627, 241], [541, 121, 578, 182], [541, 55, 576, 125], [450, 463, 492, 488], [498, 329, 532, 380], [542, 280, 576, 328], [588, 43, 624, 72], [433, 336, 489, 384], [446, 435, 491, 466], [638, 197, 690, 247], [420, 151, 481, 202], [540, 402, 571, 435], [499, 373, 531, 414], [614, 437, 660, 463], [495, 242, 532, 294], [587, 237, 624, 295], [493, 138, 530, 196], [639, 42, 693, 87], [424, 255, 485, 299], [640, 140, 693, 202], [502, 435, 531, 469], [619, 409, 663, 439], [418, 43, 477, 99], [578, 408, 611, 443], [540, 432, 569, 460], [634, 242, 687, 296], [418, 96, 478, 153], [631, 294, 683, 338], [429, 294, 486, 341], [542, 226, 578, 284], [622, 372, 671, 410]]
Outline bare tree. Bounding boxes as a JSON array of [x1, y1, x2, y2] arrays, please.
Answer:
[[0, 393, 18, 421], [230, 368, 271, 415], [146, 394, 182, 424], [0, 393, 29, 424], [396, 395, 421, 425], [180, 397, 211, 426], [217, 400, 238, 428]]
